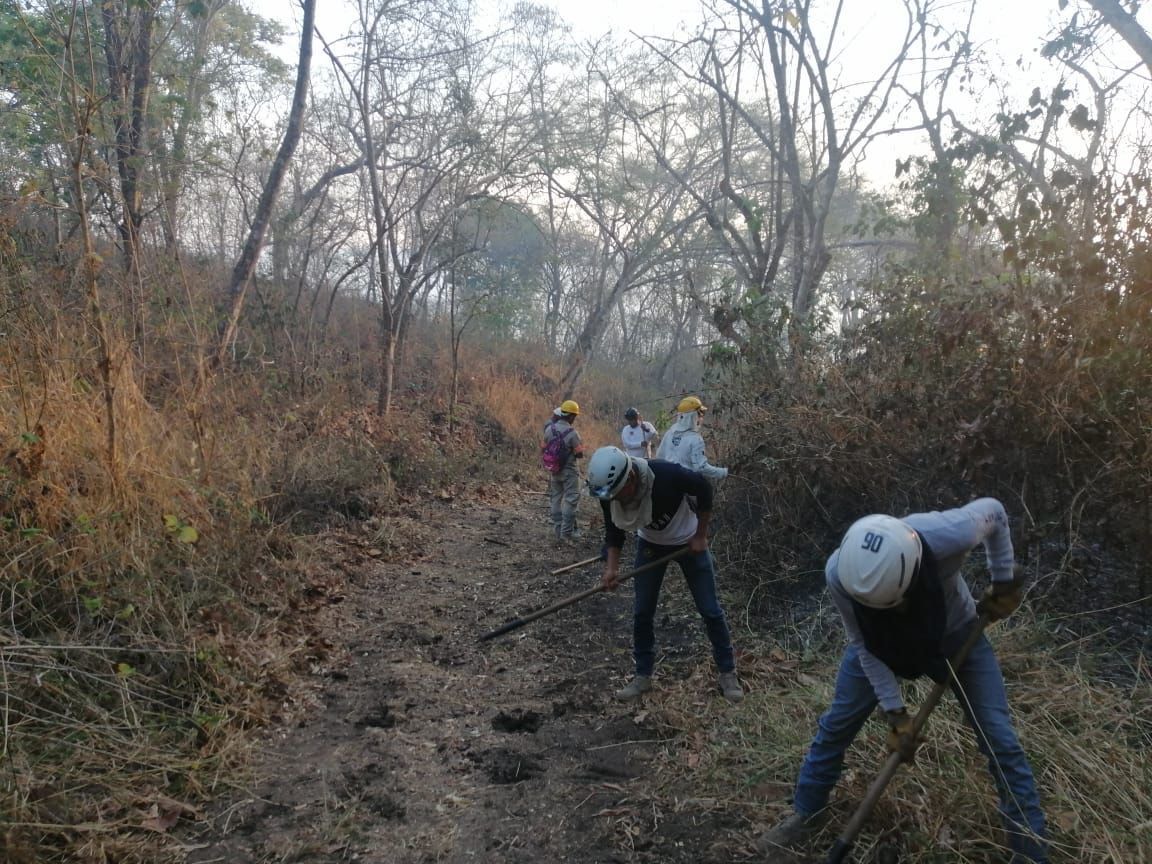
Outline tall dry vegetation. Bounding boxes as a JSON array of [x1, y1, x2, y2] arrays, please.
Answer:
[[0, 205, 610, 861], [645, 621, 1150, 863], [714, 183, 1152, 635], [683, 184, 1152, 860]]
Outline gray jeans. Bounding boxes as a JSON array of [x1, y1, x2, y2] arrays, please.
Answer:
[[548, 468, 580, 537]]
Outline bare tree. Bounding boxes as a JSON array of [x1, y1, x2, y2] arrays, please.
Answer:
[[1084, 0, 1152, 74], [626, 0, 923, 353], [322, 0, 542, 414], [213, 0, 316, 372], [544, 48, 701, 396]]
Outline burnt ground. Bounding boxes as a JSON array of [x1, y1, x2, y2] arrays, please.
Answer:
[[184, 489, 776, 864]]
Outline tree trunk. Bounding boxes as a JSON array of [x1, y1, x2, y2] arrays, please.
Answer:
[[376, 310, 396, 415], [101, 0, 157, 277], [1086, 0, 1152, 74], [213, 0, 316, 372], [66, 73, 119, 480], [558, 258, 634, 397], [161, 0, 226, 253]]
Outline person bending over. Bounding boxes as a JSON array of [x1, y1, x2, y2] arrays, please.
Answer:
[[759, 499, 1048, 864]]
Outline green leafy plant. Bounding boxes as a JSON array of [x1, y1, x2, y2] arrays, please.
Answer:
[[163, 513, 200, 544]]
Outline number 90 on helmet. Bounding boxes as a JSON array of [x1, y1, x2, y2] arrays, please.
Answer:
[[837, 514, 922, 608], [586, 446, 631, 500]]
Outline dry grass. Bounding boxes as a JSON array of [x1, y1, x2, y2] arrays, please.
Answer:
[[465, 345, 642, 462], [0, 296, 651, 860], [0, 334, 348, 862], [641, 617, 1151, 863]]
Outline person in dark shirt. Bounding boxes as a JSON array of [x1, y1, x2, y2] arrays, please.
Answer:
[[585, 446, 742, 703]]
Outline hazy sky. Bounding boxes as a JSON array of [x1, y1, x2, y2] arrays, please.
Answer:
[[251, 0, 1075, 55], [246, 0, 1152, 185]]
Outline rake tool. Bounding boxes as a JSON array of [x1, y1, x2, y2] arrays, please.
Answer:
[[550, 554, 604, 576], [478, 549, 689, 642]]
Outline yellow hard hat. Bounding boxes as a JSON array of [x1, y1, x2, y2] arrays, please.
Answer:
[[676, 395, 706, 414], [560, 399, 580, 416]]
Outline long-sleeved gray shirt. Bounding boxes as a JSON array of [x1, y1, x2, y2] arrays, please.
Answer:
[[654, 428, 727, 479], [825, 498, 1016, 711]]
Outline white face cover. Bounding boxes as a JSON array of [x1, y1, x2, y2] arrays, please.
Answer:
[[668, 411, 700, 435], [609, 458, 655, 531]]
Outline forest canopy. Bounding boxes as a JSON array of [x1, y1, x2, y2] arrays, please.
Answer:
[[1, 0, 1150, 862]]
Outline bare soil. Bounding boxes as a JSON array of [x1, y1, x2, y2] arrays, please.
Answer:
[[185, 489, 767, 864]]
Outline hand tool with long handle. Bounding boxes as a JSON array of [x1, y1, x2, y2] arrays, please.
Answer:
[[550, 554, 604, 576], [822, 615, 991, 864], [478, 549, 689, 642]]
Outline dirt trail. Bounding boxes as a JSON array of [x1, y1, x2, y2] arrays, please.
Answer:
[[186, 491, 764, 864]]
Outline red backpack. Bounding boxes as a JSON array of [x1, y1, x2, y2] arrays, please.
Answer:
[[541, 422, 570, 474]]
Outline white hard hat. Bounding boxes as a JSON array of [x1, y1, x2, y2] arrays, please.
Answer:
[[837, 515, 922, 608], [586, 446, 631, 500]]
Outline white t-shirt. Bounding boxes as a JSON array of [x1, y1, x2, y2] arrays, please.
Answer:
[[620, 421, 657, 457]]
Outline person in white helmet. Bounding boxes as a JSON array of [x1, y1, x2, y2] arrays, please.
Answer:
[[655, 395, 727, 479], [758, 499, 1048, 863], [585, 446, 742, 703]]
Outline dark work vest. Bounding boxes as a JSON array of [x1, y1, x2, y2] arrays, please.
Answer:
[[849, 539, 957, 682]]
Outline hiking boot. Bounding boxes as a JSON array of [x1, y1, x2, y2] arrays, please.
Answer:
[[718, 671, 744, 703], [614, 675, 653, 701], [755, 810, 820, 852]]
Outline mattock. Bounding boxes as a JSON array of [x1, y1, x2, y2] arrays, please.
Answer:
[[816, 616, 991, 864]]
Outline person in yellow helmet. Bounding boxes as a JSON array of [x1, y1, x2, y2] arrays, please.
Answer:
[[541, 400, 585, 542], [655, 396, 728, 479]]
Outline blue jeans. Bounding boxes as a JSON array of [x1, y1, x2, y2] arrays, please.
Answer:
[[793, 637, 1049, 863], [631, 538, 735, 677]]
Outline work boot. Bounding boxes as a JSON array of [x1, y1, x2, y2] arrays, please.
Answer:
[[755, 810, 820, 852], [718, 671, 744, 703], [614, 675, 653, 701]]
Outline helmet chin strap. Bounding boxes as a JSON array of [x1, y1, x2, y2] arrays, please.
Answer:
[[878, 552, 923, 612], [613, 467, 637, 502]]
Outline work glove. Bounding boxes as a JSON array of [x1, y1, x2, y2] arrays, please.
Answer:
[[885, 708, 922, 763], [976, 566, 1026, 622]]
